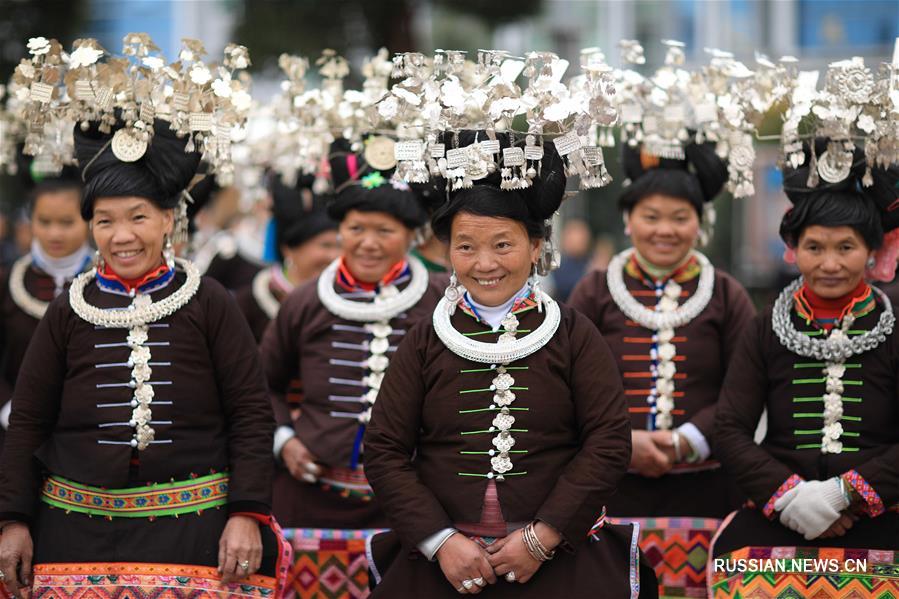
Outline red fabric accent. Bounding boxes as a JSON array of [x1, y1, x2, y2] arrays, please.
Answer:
[[99, 262, 170, 292], [797, 280, 870, 329], [335, 257, 407, 292], [762, 473, 804, 519]]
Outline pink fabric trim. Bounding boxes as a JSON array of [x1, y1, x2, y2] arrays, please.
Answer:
[[346, 154, 359, 181], [866, 228, 899, 282], [844, 469, 886, 517], [762, 473, 804, 519]]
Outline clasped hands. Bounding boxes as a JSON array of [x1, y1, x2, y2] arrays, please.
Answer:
[[774, 477, 859, 540], [435, 521, 561, 594], [630, 430, 693, 477]]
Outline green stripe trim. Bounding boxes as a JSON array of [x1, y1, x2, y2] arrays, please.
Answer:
[[458, 407, 529, 414], [795, 444, 860, 451], [791, 378, 863, 385], [457, 471, 527, 477], [793, 363, 861, 369], [793, 396, 862, 403], [459, 386, 528, 394], [463, 329, 533, 337], [459, 450, 528, 455], [793, 430, 860, 437], [801, 330, 867, 337], [460, 366, 529, 373], [461, 428, 529, 435]]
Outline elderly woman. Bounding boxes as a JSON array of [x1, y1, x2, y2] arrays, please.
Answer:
[[260, 138, 444, 592], [568, 142, 755, 597], [364, 137, 651, 597], [0, 121, 283, 598], [235, 174, 339, 342], [0, 163, 91, 451], [712, 140, 899, 597]]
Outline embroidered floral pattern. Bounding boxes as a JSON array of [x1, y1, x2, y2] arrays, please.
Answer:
[[843, 469, 886, 517]]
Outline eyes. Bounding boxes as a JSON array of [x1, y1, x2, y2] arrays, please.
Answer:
[[93, 213, 148, 227], [641, 213, 689, 224], [454, 241, 513, 252]]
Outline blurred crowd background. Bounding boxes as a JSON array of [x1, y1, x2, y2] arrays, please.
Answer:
[[1, 0, 898, 304]]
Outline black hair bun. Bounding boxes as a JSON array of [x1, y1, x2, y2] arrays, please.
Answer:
[[74, 120, 201, 219]]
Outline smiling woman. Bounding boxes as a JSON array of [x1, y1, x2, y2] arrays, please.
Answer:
[[710, 138, 899, 599], [567, 139, 755, 598], [259, 136, 444, 550], [0, 120, 286, 599], [364, 134, 653, 598], [0, 163, 91, 454]]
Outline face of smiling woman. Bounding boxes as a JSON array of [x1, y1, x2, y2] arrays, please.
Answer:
[[625, 193, 700, 269], [91, 197, 173, 280], [449, 212, 541, 307], [795, 224, 874, 299], [338, 209, 414, 284]]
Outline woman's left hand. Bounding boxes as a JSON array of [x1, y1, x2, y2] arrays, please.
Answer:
[[217, 515, 262, 584], [485, 522, 561, 584]]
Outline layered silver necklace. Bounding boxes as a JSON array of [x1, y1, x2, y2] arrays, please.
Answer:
[[606, 248, 715, 331], [69, 258, 201, 328], [433, 288, 560, 364], [772, 277, 894, 361], [252, 268, 281, 320], [68, 257, 201, 450], [317, 256, 429, 323], [9, 254, 50, 320]]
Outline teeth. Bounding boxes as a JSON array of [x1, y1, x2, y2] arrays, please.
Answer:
[[476, 278, 501, 286], [115, 250, 140, 258]]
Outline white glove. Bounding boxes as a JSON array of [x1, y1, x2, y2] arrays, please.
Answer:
[[774, 478, 850, 540]]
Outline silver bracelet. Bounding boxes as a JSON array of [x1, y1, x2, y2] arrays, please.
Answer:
[[671, 431, 682, 463]]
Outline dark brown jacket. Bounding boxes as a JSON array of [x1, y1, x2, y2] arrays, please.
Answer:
[[0, 272, 274, 521], [364, 302, 631, 550], [716, 301, 899, 508]]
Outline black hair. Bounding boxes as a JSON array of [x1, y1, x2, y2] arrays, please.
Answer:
[[780, 138, 899, 249], [617, 141, 728, 217], [27, 178, 83, 215], [430, 133, 566, 242], [779, 190, 884, 250], [326, 137, 436, 229], [74, 120, 201, 219], [270, 174, 337, 261]]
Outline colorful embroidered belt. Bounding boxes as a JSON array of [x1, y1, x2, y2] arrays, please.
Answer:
[[318, 466, 374, 501], [41, 472, 229, 518]]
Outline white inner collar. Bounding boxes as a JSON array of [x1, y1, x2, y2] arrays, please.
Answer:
[[466, 282, 531, 331]]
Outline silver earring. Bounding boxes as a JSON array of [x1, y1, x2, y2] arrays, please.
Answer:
[[529, 266, 545, 313], [94, 249, 105, 271], [444, 271, 464, 315], [163, 235, 175, 270], [867, 256, 876, 269]]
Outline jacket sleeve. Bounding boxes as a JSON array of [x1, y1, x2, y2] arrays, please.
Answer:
[[535, 311, 632, 548], [206, 282, 274, 513], [364, 322, 454, 550], [260, 292, 303, 429], [688, 273, 758, 444], [0, 296, 67, 521], [715, 312, 795, 507], [565, 269, 602, 324]]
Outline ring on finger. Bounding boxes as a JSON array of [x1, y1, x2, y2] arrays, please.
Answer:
[[456, 586, 466, 593], [239, 560, 250, 571], [462, 579, 474, 590], [505, 571, 516, 583], [473, 577, 486, 587]]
